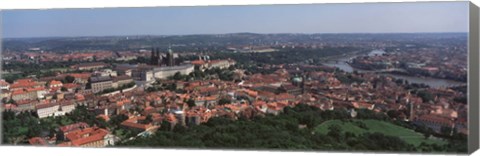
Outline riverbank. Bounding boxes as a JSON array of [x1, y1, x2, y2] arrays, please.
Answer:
[[322, 50, 467, 88]]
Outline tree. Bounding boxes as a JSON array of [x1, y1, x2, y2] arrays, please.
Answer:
[[172, 72, 183, 80], [160, 120, 172, 131], [116, 101, 461, 152], [327, 124, 343, 141], [387, 110, 400, 119], [7, 98, 16, 104], [166, 83, 177, 91], [218, 98, 232, 105], [417, 90, 434, 103], [186, 99, 196, 108], [65, 75, 75, 83], [395, 79, 404, 85], [440, 126, 453, 136], [61, 87, 68, 92], [145, 114, 153, 123], [424, 132, 431, 139], [108, 114, 129, 129], [453, 96, 467, 104]]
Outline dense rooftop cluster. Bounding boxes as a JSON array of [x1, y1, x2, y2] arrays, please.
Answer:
[[1, 33, 468, 152]]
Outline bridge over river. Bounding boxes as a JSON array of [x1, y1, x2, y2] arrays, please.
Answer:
[[322, 50, 466, 89]]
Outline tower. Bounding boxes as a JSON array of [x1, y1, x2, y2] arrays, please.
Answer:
[[156, 48, 161, 65], [166, 45, 175, 66], [408, 102, 415, 121], [301, 74, 306, 94], [150, 47, 165, 66], [150, 47, 157, 65], [406, 92, 415, 121]]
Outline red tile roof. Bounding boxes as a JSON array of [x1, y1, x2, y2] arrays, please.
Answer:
[[63, 83, 79, 89], [66, 127, 109, 147], [49, 80, 63, 86], [416, 114, 454, 126], [11, 89, 26, 95], [191, 60, 206, 65], [0, 80, 10, 86], [120, 116, 153, 130], [69, 73, 92, 79], [60, 122, 90, 133], [36, 102, 59, 110], [75, 94, 85, 101], [29, 137, 48, 146], [10, 79, 38, 89]]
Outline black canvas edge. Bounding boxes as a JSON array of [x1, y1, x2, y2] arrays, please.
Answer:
[[468, 1, 479, 155]]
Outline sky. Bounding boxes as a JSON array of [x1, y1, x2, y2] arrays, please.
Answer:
[[1, 1, 469, 38]]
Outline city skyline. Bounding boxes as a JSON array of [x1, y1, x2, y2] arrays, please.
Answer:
[[2, 2, 469, 38]]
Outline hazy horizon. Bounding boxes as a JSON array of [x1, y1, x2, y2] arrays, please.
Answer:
[[0, 31, 469, 40], [2, 2, 469, 38]]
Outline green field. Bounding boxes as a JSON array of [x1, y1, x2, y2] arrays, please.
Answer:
[[315, 119, 446, 147]]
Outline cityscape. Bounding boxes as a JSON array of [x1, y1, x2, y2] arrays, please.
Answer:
[[0, 2, 470, 153]]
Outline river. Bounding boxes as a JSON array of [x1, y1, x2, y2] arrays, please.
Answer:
[[323, 50, 466, 88]]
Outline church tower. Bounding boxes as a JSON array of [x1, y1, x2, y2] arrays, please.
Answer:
[[166, 45, 175, 66], [150, 47, 157, 65]]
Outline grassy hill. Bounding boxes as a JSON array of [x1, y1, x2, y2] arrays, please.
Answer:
[[314, 119, 446, 147]]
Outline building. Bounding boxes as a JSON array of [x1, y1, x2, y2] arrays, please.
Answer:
[[89, 76, 113, 93], [36, 100, 76, 118], [208, 59, 235, 69], [150, 47, 162, 66], [351, 102, 375, 110], [55, 101, 76, 117], [11, 89, 37, 101], [29, 137, 51, 146], [71, 62, 108, 71], [10, 78, 42, 91], [173, 110, 186, 126], [63, 83, 80, 92], [131, 64, 194, 82], [166, 47, 175, 66], [114, 65, 134, 77], [0, 89, 11, 100], [413, 114, 455, 133], [115, 55, 137, 61], [186, 112, 201, 126], [69, 73, 92, 84], [112, 75, 134, 88], [279, 84, 302, 95], [15, 100, 37, 111], [191, 60, 208, 70], [94, 69, 117, 77], [120, 116, 158, 133], [0, 79, 10, 90], [59, 122, 90, 140], [131, 47, 192, 81], [194, 96, 218, 107], [131, 65, 154, 82], [152, 64, 194, 79], [49, 80, 63, 88], [191, 57, 236, 71], [36, 102, 60, 118], [61, 127, 114, 147], [150, 46, 176, 67]]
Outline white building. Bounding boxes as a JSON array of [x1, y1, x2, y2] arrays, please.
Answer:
[[153, 64, 194, 79], [36, 101, 76, 118], [0, 80, 10, 90], [208, 60, 235, 69], [95, 69, 118, 77], [131, 64, 194, 82]]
